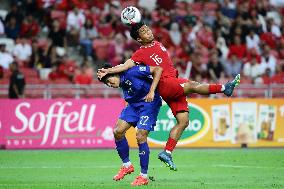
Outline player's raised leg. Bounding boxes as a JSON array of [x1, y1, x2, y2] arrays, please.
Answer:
[[158, 75, 241, 171], [183, 74, 241, 96], [113, 119, 134, 181], [131, 129, 150, 186]]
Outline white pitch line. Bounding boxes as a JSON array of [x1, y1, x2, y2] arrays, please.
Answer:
[[213, 164, 284, 170]]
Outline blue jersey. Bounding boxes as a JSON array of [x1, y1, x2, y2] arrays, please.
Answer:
[[119, 65, 160, 104], [119, 65, 162, 131]]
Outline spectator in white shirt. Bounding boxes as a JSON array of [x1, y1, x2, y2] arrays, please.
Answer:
[[246, 29, 260, 53], [67, 7, 86, 46], [67, 7, 86, 31], [13, 38, 32, 63], [243, 56, 262, 80], [259, 45, 277, 76], [169, 22, 182, 46], [264, 18, 281, 38], [0, 43, 14, 69], [216, 29, 229, 60]]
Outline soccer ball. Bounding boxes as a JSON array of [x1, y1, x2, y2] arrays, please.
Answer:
[[121, 6, 142, 26]]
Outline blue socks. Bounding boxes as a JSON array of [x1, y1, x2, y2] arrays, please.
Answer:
[[115, 137, 130, 163], [138, 142, 150, 174], [115, 137, 150, 175]]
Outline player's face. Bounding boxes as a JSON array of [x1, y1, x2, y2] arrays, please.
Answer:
[[138, 25, 154, 44], [105, 76, 120, 88]]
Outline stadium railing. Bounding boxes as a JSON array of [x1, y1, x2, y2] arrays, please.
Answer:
[[0, 84, 283, 99]]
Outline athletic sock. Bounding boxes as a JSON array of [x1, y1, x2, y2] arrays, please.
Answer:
[[123, 161, 132, 168], [164, 137, 177, 152], [166, 150, 172, 154], [209, 84, 224, 93], [140, 173, 148, 178], [138, 142, 150, 175], [115, 137, 130, 164]]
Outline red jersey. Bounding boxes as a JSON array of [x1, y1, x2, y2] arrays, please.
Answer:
[[131, 41, 178, 80], [131, 41, 189, 116]]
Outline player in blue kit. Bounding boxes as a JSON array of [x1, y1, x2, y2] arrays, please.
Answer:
[[98, 63, 163, 186]]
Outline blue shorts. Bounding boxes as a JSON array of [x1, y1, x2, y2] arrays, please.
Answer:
[[119, 99, 162, 131]]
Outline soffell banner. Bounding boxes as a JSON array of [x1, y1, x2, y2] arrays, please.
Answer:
[[0, 99, 124, 149], [126, 98, 284, 148]]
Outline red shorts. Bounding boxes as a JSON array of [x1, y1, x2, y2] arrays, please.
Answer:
[[158, 77, 189, 116]]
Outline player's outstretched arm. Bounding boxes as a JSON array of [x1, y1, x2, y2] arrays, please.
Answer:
[[97, 59, 136, 79], [144, 66, 163, 102]]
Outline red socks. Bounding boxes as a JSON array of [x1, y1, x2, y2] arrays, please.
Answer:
[[164, 138, 177, 152], [209, 84, 223, 94]]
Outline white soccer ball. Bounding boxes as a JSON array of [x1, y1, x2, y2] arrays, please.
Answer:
[[121, 6, 142, 26]]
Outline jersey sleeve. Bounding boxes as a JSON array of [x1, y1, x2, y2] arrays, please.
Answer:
[[131, 49, 144, 65]]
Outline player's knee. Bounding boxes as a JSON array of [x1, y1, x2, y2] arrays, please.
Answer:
[[136, 132, 147, 144], [186, 81, 200, 93], [181, 121, 189, 129], [113, 127, 124, 140]]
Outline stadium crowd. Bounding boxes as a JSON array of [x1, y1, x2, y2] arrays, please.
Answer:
[[0, 0, 284, 86]]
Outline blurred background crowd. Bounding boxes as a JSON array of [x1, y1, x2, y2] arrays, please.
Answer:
[[0, 0, 284, 87]]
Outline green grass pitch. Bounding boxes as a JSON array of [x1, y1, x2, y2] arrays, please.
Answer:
[[0, 149, 284, 189]]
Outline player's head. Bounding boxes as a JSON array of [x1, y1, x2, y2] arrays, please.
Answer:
[[130, 22, 154, 44], [98, 64, 120, 88]]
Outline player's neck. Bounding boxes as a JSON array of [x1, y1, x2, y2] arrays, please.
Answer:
[[141, 41, 155, 48]]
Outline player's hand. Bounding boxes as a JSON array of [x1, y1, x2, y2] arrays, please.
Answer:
[[97, 69, 108, 79], [144, 91, 155, 102]]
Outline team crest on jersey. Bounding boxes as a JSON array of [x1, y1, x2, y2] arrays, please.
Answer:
[[125, 80, 132, 86], [139, 66, 146, 71]]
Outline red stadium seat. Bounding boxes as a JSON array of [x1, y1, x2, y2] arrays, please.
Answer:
[[51, 10, 66, 19], [189, 2, 202, 11], [0, 78, 9, 84], [192, 10, 202, 17], [25, 77, 41, 84], [21, 68, 38, 78], [204, 2, 219, 11], [121, 0, 138, 8], [52, 78, 72, 84]]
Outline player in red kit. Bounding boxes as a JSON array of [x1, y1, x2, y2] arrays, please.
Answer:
[[98, 22, 240, 171]]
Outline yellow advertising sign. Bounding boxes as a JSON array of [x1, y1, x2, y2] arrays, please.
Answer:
[[126, 98, 284, 148]]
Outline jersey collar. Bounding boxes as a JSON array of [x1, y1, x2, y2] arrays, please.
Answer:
[[140, 41, 157, 49]]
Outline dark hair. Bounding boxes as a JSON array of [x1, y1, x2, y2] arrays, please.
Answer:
[[130, 21, 145, 40], [98, 63, 114, 83]]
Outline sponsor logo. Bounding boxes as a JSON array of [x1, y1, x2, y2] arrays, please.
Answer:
[[148, 102, 210, 145], [10, 101, 96, 145], [139, 66, 146, 71]]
